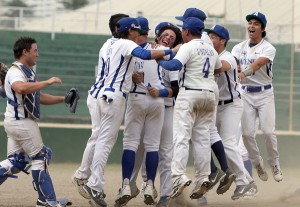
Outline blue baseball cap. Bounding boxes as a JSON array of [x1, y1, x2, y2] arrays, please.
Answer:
[[136, 17, 150, 34], [246, 12, 267, 28], [117, 17, 141, 31], [206, 25, 230, 41], [155, 22, 174, 35], [175, 8, 207, 21], [177, 17, 204, 36]]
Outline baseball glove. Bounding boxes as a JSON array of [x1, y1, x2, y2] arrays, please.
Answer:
[[65, 88, 80, 113], [0, 62, 8, 85]]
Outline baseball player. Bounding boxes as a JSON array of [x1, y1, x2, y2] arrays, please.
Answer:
[[231, 12, 283, 182], [0, 37, 71, 207], [81, 17, 181, 207], [207, 24, 257, 200], [71, 13, 129, 200], [118, 22, 182, 207], [115, 17, 166, 206], [175, 8, 236, 205], [159, 17, 222, 199]]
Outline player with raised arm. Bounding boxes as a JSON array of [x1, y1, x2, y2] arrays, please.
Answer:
[[207, 24, 257, 200], [81, 17, 180, 207], [232, 12, 283, 183], [159, 17, 221, 200], [71, 13, 129, 200]]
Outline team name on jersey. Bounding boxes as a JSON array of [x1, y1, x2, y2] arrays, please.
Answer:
[[134, 61, 144, 70], [240, 58, 255, 65], [196, 48, 214, 56]]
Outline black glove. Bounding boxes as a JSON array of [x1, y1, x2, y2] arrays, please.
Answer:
[[65, 88, 80, 113]]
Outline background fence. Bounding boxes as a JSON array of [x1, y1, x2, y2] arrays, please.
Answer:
[[0, 30, 299, 132]]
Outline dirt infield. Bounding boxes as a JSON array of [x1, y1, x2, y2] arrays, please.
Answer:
[[0, 163, 299, 207]]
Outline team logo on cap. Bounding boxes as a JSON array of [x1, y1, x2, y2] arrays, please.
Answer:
[[253, 12, 259, 16], [131, 23, 141, 29]]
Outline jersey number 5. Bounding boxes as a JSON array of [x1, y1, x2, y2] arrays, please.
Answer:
[[202, 58, 210, 78]]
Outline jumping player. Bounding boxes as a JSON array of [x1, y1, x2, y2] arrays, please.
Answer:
[[71, 13, 129, 200], [159, 17, 222, 200], [231, 12, 283, 182], [0, 37, 71, 207], [81, 17, 180, 207], [207, 24, 257, 200]]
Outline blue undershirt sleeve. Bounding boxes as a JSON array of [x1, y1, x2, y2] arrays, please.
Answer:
[[131, 47, 151, 60], [160, 59, 182, 71]]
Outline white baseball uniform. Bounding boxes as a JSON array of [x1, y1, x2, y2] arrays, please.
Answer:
[[87, 38, 140, 192], [231, 38, 280, 167], [74, 37, 115, 180], [171, 39, 221, 182], [215, 50, 251, 185]]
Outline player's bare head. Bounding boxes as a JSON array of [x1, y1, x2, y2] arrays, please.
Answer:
[[246, 12, 267, 38], [109, 13, 129, 37], [175, 8, 206, 22], [0, 62, 8, 86], [13, 37, 37, 59], [156, 25, 183, 48]]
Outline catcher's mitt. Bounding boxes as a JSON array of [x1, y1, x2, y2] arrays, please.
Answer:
[[65, 88, 80, 113], [0, 62, 8, 85]]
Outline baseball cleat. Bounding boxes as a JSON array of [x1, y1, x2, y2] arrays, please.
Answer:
[[83, 185, 107, 207], [216, 169, 236, 194], [170, 175, 192, 198], [71, 175, 90, 199], [114, 178, 131, 206], [271, 165, 283, 182], [143, 180, 156, 205], [207, 167, 225, 191], [231, 183, 253, 200], [255, 156, 268, 181], [190, 178, 211, 199]]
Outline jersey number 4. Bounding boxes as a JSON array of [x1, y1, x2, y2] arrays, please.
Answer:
[[202, 58, 210, 78]]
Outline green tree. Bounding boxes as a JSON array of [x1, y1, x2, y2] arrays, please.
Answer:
[[5, 0, 33, 17], [60, 0, 89, 10]]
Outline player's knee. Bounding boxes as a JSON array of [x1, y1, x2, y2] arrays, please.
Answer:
[[8, 152, 31, 174], [31, 146, 53, 167]]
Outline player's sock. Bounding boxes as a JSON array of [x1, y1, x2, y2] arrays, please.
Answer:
[[145, 151, 159, 182], [210, 154, 217, 173], [122, 150, 135, 181], [212, 141, 228, 172], [243, 159, 253, 177]]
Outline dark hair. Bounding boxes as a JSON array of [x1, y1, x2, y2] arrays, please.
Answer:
[[0, 62, 8, 85], [114, 30, 130, 39], [262, 31, 266, 38], [188, 29, 202, 37], [156, 25, 183, 48], [109, 13, 129, 37], [13, 37, 37, 59]]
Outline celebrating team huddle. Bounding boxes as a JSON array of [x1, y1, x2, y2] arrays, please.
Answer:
[[0, 7, 283, 207]]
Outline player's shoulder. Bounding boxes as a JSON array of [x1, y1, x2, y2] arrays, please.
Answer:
[[261, 39, 276, 50]]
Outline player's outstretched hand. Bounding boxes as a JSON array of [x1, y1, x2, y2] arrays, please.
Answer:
[[47, 77, 62, 85], [238, 72, 246, 83], [148, 87, 159, 97]]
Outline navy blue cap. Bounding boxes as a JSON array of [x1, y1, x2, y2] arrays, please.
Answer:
[[175, 8, 207, 21], [155, 22, 174, 35], [136, 17, 150, 33], [117, 17, 141, 31], [246, 12, 267, 28], [206, 25, 230, 41], [177, 17, 204, 35]]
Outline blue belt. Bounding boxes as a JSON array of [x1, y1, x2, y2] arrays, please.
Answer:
[[242, 85, 272, 93]]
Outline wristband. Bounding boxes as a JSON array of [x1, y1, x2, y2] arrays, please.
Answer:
[[242, 66, 254, 76], [164, 49, 172, 55], [159, 88, 169, 97]]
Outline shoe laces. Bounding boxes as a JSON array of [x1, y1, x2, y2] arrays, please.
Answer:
[[272, 165, 280, 175], [256, 164, 265, 175]]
